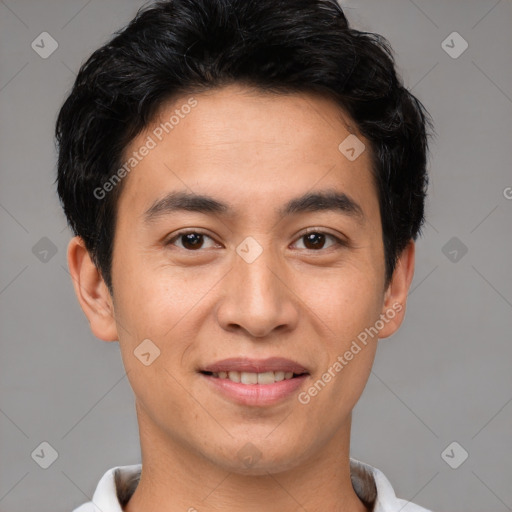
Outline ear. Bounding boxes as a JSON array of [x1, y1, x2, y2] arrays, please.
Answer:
[[378, 240, 415, 339], [67, 236, 118, 342]]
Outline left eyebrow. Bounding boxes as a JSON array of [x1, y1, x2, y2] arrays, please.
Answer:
[[279, 190, 365, 225], [142, 189, 365, 225]]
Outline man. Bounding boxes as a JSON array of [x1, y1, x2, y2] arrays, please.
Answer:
[[56, 0, 434, 510]]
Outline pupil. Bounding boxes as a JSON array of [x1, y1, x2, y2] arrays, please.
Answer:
[[304, 233, 325, 249], [183, 233, 203, 249]]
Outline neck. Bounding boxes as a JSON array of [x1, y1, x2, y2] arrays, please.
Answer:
[[124, 402, 368, 512]]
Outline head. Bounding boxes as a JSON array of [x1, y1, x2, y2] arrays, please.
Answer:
[[56, 0, 432, 474]]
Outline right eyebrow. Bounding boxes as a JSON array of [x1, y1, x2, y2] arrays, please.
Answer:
[[143, 191, 230, 224]]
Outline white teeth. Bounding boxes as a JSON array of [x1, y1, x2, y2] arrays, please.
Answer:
[[241, 372, 258, 384], [274, 371, 285, 382], [210, 370, 300, 384], [228, 371, 240, 382], [257, 371, 275, 385]]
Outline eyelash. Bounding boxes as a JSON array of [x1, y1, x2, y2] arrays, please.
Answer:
[[165, 229, 348, 251]]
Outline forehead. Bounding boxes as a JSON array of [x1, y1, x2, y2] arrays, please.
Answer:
[[116, 84, 378, 222]]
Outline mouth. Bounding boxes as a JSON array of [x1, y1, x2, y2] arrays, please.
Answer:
[[200, 370, 308, 385], [198, 357, 310, 406]]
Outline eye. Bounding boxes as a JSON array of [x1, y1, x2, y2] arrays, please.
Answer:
[[165, 229, 346, 252], [292, 230, 346, 251], [166, 231, 220, 250]]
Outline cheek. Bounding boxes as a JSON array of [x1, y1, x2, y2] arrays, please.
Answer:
[[111, 256, 225, 403], [294, 266, 382, 404], [113, 251, 220, 339], [296, 263, 384, 341], [298, 271, 381, 416], [299, 342, 377, 451], [112, 266, 203, 427]]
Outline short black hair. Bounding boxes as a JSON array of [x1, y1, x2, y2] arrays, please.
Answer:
[[55, 0, 433, 294]]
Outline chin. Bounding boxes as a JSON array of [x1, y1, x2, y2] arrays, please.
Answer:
[[207, 436, 312, 476]]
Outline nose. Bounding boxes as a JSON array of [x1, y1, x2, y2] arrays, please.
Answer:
[[215, 245, 300, 338]]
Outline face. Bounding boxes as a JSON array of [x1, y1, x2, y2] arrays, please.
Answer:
[[71, 83, 414, 475]]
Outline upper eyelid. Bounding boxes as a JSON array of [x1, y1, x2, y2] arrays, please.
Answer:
[[292, 230, 347, 248], [166, 229, 220, 246]]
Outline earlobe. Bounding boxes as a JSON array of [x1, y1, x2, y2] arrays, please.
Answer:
[[66, 236, 118, 342], [378, 240, 416, 339]]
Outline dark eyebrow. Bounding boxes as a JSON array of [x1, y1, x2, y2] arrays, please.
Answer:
[[143, 189, 364, 225], [143, 191, 229, 223], [279, 190, 365, 224]]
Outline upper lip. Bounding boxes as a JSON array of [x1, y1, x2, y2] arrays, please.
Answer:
[[201, 357, 309, 374]]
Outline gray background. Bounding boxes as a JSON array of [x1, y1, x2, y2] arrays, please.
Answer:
[[1, 0, 511, 511]]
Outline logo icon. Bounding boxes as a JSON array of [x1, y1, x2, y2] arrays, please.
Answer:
[[236, 236, 263, 264], [442, 32, 468, 59], [338, 134, 366, 161], [442, 236, 468, 263], [31, 441, 59, 469], [237, 442, 262, 468], [441, 441, 469, 469], [134, 339, 161, 366], [31, 32, 59, 59], [32, 237, 58, 263]]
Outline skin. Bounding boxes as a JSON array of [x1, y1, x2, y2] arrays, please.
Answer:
[[67, 83, 415, 512]]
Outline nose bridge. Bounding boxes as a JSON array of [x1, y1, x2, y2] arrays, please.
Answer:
[[238, 247, 280, 306], [216, 239, 298, 337]]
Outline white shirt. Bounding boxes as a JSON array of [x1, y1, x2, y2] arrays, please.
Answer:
[[72, 458, 432, 512]]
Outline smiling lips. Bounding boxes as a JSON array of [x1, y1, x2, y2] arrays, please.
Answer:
[[200, 357, 310, 388], [210, 370, 297, 385]]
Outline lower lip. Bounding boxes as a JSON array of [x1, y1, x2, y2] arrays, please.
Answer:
[[201, 373, 309, 406]]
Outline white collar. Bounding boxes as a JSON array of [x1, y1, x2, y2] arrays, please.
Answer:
[[72, 459, 431, 512]]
